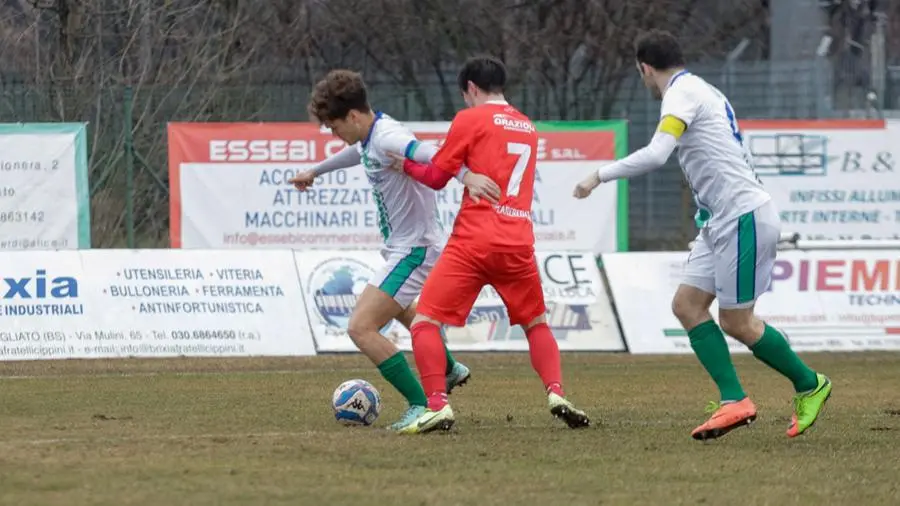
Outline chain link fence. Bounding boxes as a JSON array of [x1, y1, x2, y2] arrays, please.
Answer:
[[0, 57, 893, 249]]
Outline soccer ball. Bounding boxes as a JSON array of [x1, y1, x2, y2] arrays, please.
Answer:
[[332, 379, 382, 426]]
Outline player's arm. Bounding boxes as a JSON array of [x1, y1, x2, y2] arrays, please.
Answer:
[[378, 129, 468, 188], [402, 140, 471, 182], [390, 115, 500, 202], [599, 87, 699, 181], [288, 145, 361, 191], [312, 145, 361, 175], [399, 158, 499, 204], [574, 88, 697, 198], [399, 159, 455, 190], [596, 130, 678, 181], [385, 114, 474, 190]]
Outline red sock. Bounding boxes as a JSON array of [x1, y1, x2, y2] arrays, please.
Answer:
[[411, 321, 447, 410], [526, 323, 564, 396]]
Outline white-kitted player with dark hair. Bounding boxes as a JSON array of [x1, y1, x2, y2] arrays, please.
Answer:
[[574, 29, 832, 441]]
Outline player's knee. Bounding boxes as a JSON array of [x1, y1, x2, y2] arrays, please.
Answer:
[[523, 314, 547, 331], [671, 294, 706, 329], [411, 313, 442, 328], [671, 284, 716, 328], [346, 314, 377, 344], [718, 311, 759, 342]]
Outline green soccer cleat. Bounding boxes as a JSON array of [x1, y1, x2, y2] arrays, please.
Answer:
[[390, 404, 455, 434], [786, 373, 832, 438], [548, 392, 591, 429], [388, 405, 427, 433], [446, 362, 471, 394]]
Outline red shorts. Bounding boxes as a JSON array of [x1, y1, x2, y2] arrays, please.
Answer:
[[417, 242, 546, 327]]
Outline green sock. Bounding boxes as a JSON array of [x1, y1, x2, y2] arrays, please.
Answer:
[[751, 325, 818, 392], [688, 320, 746, 402], [439, 326, 457, 375], [377, 352, 427, 407]]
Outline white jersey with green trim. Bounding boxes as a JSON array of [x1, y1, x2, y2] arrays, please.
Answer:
[[661, 71, 771, 227], [356, 112, 446, 247]]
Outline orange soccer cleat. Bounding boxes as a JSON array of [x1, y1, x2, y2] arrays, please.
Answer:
[[691, 397, 758, 441]]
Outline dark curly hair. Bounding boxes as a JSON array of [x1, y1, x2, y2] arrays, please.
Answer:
[[307, 69, 371, 123]]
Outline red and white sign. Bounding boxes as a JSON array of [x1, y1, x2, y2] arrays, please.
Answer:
[[168, 121, 628, 252], [741, 119, 899, 241]]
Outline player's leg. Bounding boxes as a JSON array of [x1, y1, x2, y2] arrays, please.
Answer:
[[674, 235, 756, 441], [350, 247, 430, 427], [715, 203, 830, 438], [402, 244, 485, 433], [393, 243, 471, 393], [490, 250, 590, 429], [397, 302, 471, 393]]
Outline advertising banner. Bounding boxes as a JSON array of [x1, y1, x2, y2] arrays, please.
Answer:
[[744, 119, 899, 241], [0, 123, 90, 249], [168, 121, 628, 253], [0, 250, 316, 360], [603, 250, 900, 354], [294, 250, 625, 352]]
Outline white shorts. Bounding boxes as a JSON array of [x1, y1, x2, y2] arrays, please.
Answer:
[[682, 200, 780, 309], [370, 244, 443, 308]]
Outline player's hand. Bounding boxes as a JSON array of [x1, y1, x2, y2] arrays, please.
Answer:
[[573, 172, 602, 199], [462, 172, 501, 205], [288, 170, 316, 191], [386, 152, 405, 172]]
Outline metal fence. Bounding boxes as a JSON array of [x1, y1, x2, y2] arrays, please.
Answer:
[[0, 57, 893, 250]]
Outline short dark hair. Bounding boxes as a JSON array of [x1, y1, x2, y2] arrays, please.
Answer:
[[457, 56, 507, 93], [635, 30, 685, 71], [308, 69, 371, 123]]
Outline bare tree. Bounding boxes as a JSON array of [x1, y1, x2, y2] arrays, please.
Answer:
[[0, 0, 771, 247]]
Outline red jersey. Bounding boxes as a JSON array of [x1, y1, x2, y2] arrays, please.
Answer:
[[431, 101, 537, 250]]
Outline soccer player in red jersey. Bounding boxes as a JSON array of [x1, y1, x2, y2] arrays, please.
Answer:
[[390, 56, 591, 432]]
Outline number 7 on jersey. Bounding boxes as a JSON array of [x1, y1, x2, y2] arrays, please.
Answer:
[[506, 142, 531, 197]]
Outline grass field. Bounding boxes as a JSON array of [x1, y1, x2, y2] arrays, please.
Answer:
[[1, 352, 898, 506]]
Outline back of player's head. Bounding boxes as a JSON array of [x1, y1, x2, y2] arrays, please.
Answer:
[[308, 69, 371, 123], [457, 56, 507, 94], [635, 30, 685, 71]]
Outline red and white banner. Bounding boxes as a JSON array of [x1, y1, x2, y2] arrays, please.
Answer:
[[168, 121, 629, 252], [742, 119, 899, 241]]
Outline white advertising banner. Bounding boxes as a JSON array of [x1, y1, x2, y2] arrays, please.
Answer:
[[168, 121, 629, 253], [744, 119, 899, 240], [0, 123, 90, 249], [0, 250, 316, 360], [294, 250, 625, 352], [603, 250, 900, 354]]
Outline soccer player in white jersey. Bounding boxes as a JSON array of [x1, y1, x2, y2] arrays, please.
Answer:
[[574, 30, 832, 440], [288, 70, 498, 433]]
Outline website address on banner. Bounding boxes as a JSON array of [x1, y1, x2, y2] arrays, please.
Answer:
[[224, 230, 575, 246], [761, 313, 900, 325], [0, 237, 70, 249], [223, 231, 382, 246], [81, 343, 246, 355], [0, 344, 68, 358], [0, 342, 246, 358], [535, 230, 577, 242]]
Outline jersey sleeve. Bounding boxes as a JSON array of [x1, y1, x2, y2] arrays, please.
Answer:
[[658, 87, 699, 139], [374, 127, 417, 157], [431, 112, 478, 177], [312, 145, 362, 176], [596, 131, 677, 182], [373, 123, 471, 183], [401, 160, 454, 190]]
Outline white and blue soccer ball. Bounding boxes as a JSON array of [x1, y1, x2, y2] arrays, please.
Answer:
[[332, 379, 382, 426]]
